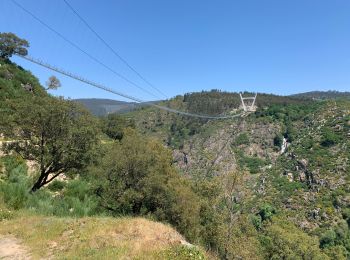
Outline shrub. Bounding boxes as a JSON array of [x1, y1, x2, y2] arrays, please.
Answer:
[[0, 156, 30, 209], [321, 127, 341, 147], [250, 214, 262, 230], [47, 180, 66, 192], [258, 204, 276, 221], [273, 134, 283, 147], [235, 133, 250, 145], [320, 229, 337, 248]]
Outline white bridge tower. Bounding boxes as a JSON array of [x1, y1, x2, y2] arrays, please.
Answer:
[[239, 92, 257, 112]]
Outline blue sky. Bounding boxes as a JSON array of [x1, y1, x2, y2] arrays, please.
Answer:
[[1, 0, 349, 101]]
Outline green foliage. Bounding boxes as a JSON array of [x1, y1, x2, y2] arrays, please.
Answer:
[[258, 204, 276, 221], [47, 180, 66, 192], [320, 229, 337, 248], [4, 96, 99, 191], [321, 127, 341, 147], [0, 156, 30, 209], [250, 214, 263, 230], [162, 245, 206, 260], [273, 133, 283, 147], [0, 156, 100, 217], [95, 129, 201, 241], [102, 113, 135, 141], [261, 219, 329, 260], [239, 155, 266, 174], [0, 32, 29, 59], [0, 207, 13, 221], [235, 133, 250, 145]]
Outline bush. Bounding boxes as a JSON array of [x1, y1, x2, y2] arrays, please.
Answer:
[[0, 156, 30, 209], [273, 134, 283, 147], [250, 214, 262, 230], [258, 204, 276, 221], [235, 133, 250, 145], [320, 230, 337, 248], [27, 180, 100, 217], [321, 127, 341, 147], [47, 180, 66, 192], [239, 156, 266, 174]]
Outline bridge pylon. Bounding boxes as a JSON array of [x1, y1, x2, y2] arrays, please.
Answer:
[[239, 92, 257, 112]]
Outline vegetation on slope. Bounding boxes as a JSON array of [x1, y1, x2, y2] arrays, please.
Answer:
[[1, 33, 350, 259]]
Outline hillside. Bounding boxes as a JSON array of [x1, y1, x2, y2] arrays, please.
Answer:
[[0, 213, 203, 259], [73, 98, 163, 116], [1, 53, 350, 259], [123, 92, 350, 259], [290, 90, 350, 100], [73, 98, 139, 116]]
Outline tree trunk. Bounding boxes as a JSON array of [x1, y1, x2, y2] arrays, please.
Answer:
[[31, 172, 47, 192]]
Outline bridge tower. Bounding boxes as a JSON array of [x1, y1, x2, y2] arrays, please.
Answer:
[[239, 92, 257, 112]]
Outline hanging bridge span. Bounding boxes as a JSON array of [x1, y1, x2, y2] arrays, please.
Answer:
[[16, 54, 256, 120]]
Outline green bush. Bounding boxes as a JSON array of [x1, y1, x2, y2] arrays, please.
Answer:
[[235, 133, 250, 145], [250, 214, 262, 230], [320, 229, 337, 248], [239, 156, 266, 174], [47, 180, 66, 192], [258, 204, 276, 221], [0, 156, 30, 210], [27, 180, 100, 217], [321, 127, 341, 147], [273, 134, 283, 147]]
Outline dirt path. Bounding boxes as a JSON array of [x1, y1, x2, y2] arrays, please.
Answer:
[[0, 236, 31, 259]]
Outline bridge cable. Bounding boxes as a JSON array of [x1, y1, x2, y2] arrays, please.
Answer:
[[62, 0, 168, 99], [16, 54, 245, 120], [10, 0, 162, 100]]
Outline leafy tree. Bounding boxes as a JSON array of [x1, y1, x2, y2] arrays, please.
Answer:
[[45, 75, 61, 90], [0, 32, 29, 59], [4, 96, 99, 191], [102, 113, 135, 141], [95, 129, 201, 240], [262, 219, 329, 259]]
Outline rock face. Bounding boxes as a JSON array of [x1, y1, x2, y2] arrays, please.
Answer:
[[172, 120, 281, 177]]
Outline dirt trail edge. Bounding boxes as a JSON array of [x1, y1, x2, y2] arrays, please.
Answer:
[[0, 235, 31, 260]]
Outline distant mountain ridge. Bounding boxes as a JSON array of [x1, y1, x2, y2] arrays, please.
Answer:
[[290, 90, 350, 100], [73, 98, 140, 116], [74, 91, 350, 116]]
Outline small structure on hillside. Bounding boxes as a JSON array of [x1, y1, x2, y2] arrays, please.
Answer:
[[239, 92, 257, 112]]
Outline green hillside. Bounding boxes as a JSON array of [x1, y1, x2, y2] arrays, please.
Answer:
[[1, 45, 350, 259]]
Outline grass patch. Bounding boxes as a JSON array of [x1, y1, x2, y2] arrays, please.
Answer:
[[0, 214, 208, 259]]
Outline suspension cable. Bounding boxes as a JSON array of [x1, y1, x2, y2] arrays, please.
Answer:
[[10, 0, 162, 100], [16, 54, 245, 120], [62, 0, 168, 99]]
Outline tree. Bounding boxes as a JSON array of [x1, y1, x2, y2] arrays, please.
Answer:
[[95, 129, 201, 240], [102, 113, 135, 141], [45, 75, 61, 90], [0, 32, 29, 59], [4, 96, 99, 191]]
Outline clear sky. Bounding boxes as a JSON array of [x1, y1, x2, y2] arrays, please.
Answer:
[[1, 0, 349, 101]]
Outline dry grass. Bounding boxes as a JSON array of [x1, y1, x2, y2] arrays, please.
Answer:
[[0, 212, 204, 259]]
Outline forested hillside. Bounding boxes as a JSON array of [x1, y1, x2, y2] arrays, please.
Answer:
[[1, 34, 350, 259], [123, 91, 350, 259], [291, 90, 350, 100]]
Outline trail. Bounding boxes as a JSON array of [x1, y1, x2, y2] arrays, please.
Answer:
[[0, 236, 31, 259]]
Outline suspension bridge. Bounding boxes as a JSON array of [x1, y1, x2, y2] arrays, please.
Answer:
[[10, 0, 257, 120], [17, 54, 256, 120]]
